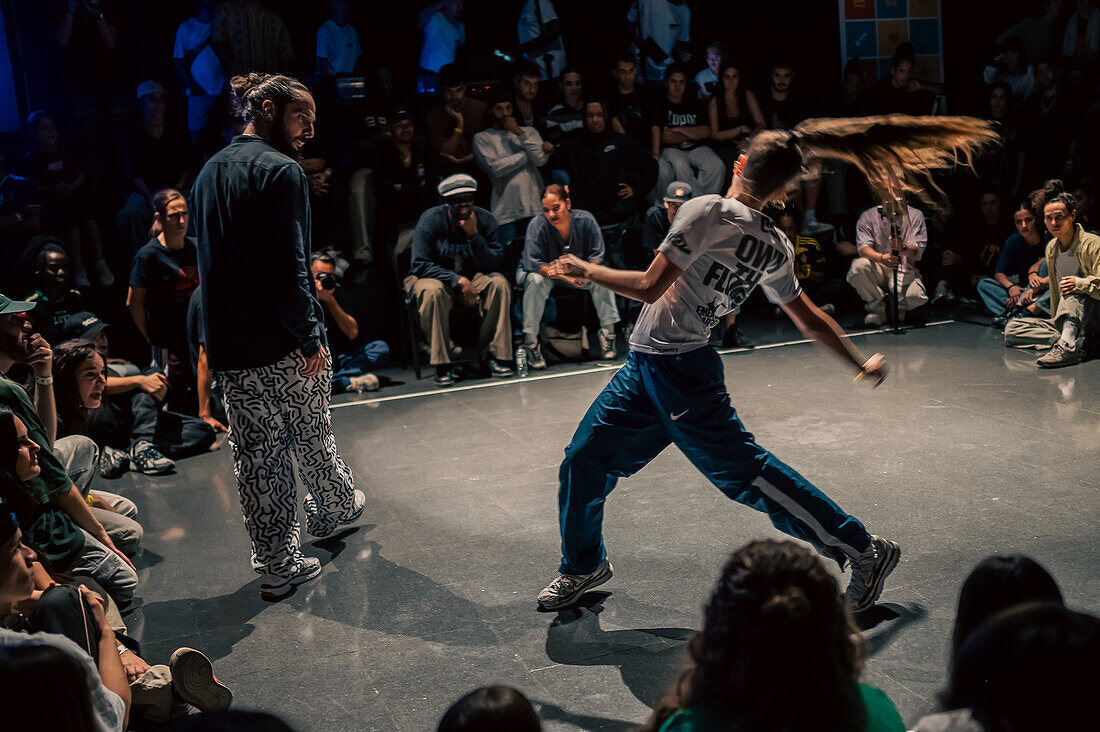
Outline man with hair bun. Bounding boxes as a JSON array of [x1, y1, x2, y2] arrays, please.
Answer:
[[191, 73, 363, 601]]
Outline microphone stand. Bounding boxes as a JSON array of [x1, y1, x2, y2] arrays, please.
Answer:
[[879, 193, 906, 335]]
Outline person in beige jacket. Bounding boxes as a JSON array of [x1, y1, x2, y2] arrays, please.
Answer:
[[1005, 180, 1100, 367]]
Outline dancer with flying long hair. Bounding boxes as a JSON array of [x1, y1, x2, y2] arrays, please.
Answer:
[[536, 115, 999, 613]]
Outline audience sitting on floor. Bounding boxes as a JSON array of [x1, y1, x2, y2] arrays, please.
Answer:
[[473, 92, 550, 245], [519, 184, 619, 369], [847, 201, 929, 326], [707, 60, 765, 176], [24, 238, 86, 345], [408, 174, 513, 387], [1005, 179, 1100, 367], [643, 539, 905, 731], [437, 685, 542, 731], [310, 253, 389, 394], [978, 200, 1050, 324]]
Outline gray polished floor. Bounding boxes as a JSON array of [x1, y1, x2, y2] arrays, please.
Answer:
[[115, 321, 1100, 731]]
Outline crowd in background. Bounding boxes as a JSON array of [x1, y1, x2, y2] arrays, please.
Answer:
[[0, 0, 1099, 728]]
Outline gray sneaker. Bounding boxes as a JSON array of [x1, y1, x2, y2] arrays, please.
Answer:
[[99, 446, 129, 479], [597, 329, 616, 360], [169, 647, 232, 711], [1037, 341, 1084, 368], [526, 343, 547, 370], [130, 442, 175, 475], [260, 557, 322, 600], [305, 489, 366, 538], [846, 536, 901, 613], [537, 558, 613, 610]]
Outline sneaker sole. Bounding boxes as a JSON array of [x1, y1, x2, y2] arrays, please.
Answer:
[[852, 541, 901, 613], [260, 562, 322, 600], [169, 648, 232, 711], [538, 561, 614, 611]]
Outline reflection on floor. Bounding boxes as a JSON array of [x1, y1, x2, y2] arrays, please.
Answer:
[[117, 321, 1100, 731]]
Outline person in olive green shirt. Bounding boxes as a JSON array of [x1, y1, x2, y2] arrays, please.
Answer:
[[0, 294, 137, 607], [645, 540, 904, 732]]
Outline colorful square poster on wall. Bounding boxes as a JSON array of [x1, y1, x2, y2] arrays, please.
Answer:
[[838, 0, 944, 82]]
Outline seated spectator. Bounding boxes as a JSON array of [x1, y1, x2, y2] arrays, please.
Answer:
[[996, 0, 1064, 65], [21, 111, 111, 288], [516, 0, 567, 82], [474, 93, 550, 245], [127, 189, 201, 413], [24, 239, 86, 345], [913, 554, 1067, 732], [931, 603, 1100, 732], [0, 299, 138, 608], [1005, 179, 1100, 367], [315, 0, 361, 76], [651, 64, 724, 197], [977, 82, 1021, 192], [173, 0, 226, 144], [53, 331, 215, 476], [211, 0, 294, 76], [541, 68, 585, 149], [408, 175, 513, 387], [376, 108, 439, 239], [847, 202, 928, 326], [309, 254, 389, 394], [116, 82, 195, 261], [437, 685, 541, 731], [694, 40, 727, 100], [642, 180, 692, 256], [0, 149, 42, 294], [982, 36, 1035, 103], [940, 189, 1010, 304], [519, 185, 619, 368], [511, 61, 545, 129], [870, 42, 940, 115], [977, 201, 1050, 321], [426, 64, 488, 178], [777, 207, 848, 315], [417, 0, 466, 92], [707, 60, 765, 174], [643, 540, 905, 731], [1018, 56, 1076, 186], [1070, 177, 1096, 231], [608, 55, 651, 149], [1062, 0, 1100, 67], [559, 100, 657, 249], [628, 0, 692, 86], [0, 499, 231, 727]]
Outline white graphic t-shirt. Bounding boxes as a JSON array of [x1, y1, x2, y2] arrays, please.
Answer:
[[630, 195, 802, 355]]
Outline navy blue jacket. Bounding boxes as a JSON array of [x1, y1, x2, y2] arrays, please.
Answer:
[[192, 135, 324, 371], [522, 209, 605, 273], [410, 204, 503, 287]]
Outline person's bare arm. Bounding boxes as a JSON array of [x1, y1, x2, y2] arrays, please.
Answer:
[[677, 125, 711, 141], [547, 252, 683, 304], [780, 292, 887, 386], [79, 586, 131, 729], [196, 345, 227, 433], [661, 128, 692, 144], [126, 287, 149, 342], [651, 125, 662, 157], [745, 90, 766, 133]]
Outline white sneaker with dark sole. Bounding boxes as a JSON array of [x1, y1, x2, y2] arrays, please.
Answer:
[[305, 489, 366, 538], [846, 536, 901, 613], [260, 557, 322, 600], [168, 647, 232, 711], [537, 558, 613, 610]]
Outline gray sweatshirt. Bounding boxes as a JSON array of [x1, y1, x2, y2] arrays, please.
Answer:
[[473, 125, 549, 226]]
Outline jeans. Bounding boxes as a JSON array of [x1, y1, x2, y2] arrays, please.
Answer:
[[332, 341, 391, 393], [518, 270, 620, 339], [556, 348, 872, 575], [54, 435, 143, 556], [976, 276, 1051, 316]]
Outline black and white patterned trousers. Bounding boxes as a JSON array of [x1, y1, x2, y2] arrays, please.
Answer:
[[219, 351, 356, 576]]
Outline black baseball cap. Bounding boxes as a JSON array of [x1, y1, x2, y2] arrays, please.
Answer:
[[60, 311, 109, 341]]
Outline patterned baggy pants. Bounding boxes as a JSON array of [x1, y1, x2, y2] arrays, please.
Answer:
[[219, 351, 356, 576]]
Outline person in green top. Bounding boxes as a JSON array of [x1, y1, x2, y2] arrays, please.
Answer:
[[644, 540, 904, 732], [0, 293, 138, 608]]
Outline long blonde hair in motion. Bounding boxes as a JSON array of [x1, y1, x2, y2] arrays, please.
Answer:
[[742, 114, 1002, 207]]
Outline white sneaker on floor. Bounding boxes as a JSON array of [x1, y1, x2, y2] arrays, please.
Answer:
[[260, 557, 322, 600], [846, 536, 901, 613], [169, 648, 232, 711], [305, 489, 366, 538], [864, 311, 886, 327], [537, 558, 613, 610], [526, 343, 547, 370], [597, 329, 616, 360]]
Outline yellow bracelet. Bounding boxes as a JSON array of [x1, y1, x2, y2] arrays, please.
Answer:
[[86, 494, 95, 506], [853, 368, 866, 382]]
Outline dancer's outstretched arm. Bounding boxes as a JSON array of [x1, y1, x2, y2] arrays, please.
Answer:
[[546, 252, 683, 304], [780, 292, 888, 387]]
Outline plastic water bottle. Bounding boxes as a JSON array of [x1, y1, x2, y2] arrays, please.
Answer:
[[516, 345, 528, 377]]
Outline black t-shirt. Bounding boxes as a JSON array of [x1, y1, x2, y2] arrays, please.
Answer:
[[761, 92, 805, 131], [651, 95, 707, 150], [610, 88, 651, 149], [320, 292, 358, 357], [867, 78, 934, 116], [131, 127, 193, 192], [0, 174, 39, 217], [129, 238, 200, 347], [25, 289, 85, 345]]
